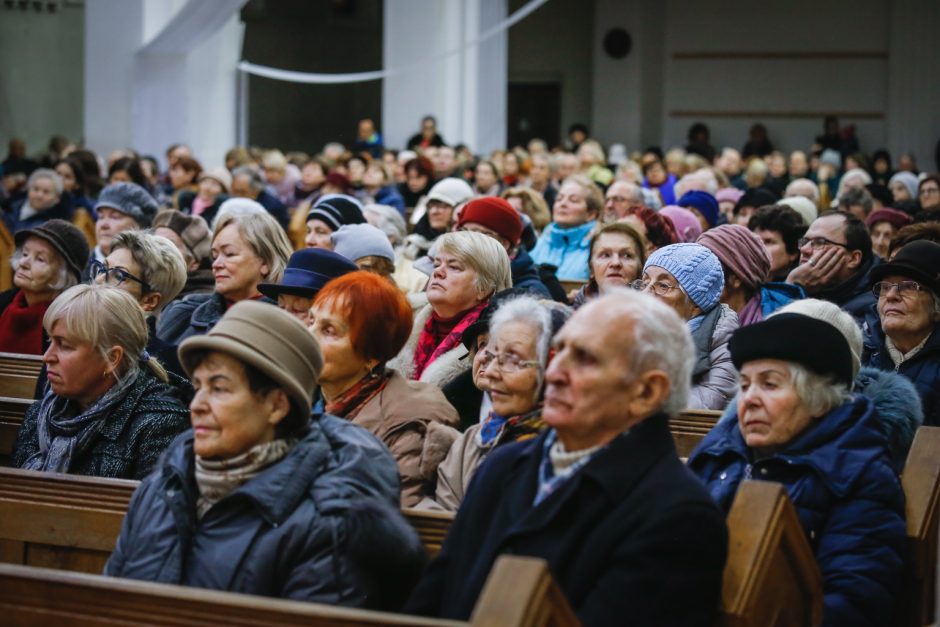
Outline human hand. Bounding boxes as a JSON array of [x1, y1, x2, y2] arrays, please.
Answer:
[[786, 246, 846, 293]]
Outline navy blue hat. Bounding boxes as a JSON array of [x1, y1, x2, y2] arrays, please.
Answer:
[[677, 190, 720, 228], [257, 248, 358, 299], [305, 194, 366, 232]]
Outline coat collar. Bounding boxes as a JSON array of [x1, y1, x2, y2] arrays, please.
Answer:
[[97, 370, 154, 441], [544, 221, 595, 248]]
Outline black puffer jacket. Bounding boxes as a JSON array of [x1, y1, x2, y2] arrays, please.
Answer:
[[104, 414, 426, 610]]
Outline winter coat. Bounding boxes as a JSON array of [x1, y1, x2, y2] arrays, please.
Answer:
[[255, 190, 290, 229], [688, 304, 739, 411], [0, 287, 50, 355], [405, 413, 728, 625], [863, 315, 940, 427], [177, 191, 229, 227], [387, 304, 471, 390], [371, 185, 406, 214], [12, 368, 190, 480], [688, 395, 907, 627], [104, 415, 426, 610], [529, 221, 595, 281], [510, 247, 551, 298], [344, 371, 459, 507], [3, 195, 73, 234], [157, 292, 277, 347], [757, 282, 804, 319], [441, 369, 485, 431], [854, 366, 923, 472]]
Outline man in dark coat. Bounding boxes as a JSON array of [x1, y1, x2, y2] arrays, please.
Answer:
[[406, 290, 728, 625]]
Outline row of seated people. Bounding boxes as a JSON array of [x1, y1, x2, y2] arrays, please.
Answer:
[[0, 268, 927, 625]]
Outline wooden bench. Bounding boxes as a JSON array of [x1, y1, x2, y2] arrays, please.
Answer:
[[0, 396, 33, 464], [0, 467, 455, 575], [671, 409, 721, 458], [0, 352, 42, 399], [0, 555, 579, 626]]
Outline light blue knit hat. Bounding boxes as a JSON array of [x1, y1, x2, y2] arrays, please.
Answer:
[[644, 243, 724, 312], [331, 223, 395, 263]]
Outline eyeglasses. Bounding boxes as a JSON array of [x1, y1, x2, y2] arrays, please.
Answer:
[[798, 236, 849, 250], [630, 278, 682, 297], [89, 260, 151, 292], [872, 280, 926, 299], [920, 187, 940, 197], [479, 349, 539, 373]]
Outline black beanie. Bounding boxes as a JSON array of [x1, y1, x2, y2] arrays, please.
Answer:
[[15, 219, 91, 282], [306, 195, 366, 231], [729, 313, 854, 385]]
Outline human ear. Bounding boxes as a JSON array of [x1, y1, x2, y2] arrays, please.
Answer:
[[139, 292, 162, 313], [266, 389, 290, 426], [625, 370, 671, 421], [106, 345, 125, 374]]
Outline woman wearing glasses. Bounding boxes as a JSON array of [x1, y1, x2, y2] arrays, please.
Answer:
[[308, 271, 459, 507], [12, 284, 189, 479], [863, 241, 940, 425], [424, 295, 570, 512], [637, 243, 739, 410], [0, 220, 89, 355]]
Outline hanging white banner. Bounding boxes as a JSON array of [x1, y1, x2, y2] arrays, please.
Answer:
[[237, 0, 551, 85]]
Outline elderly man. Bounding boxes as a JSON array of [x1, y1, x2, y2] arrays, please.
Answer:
[[230, 165, 290, 228], [405, 289, 728, 626], [603, 180, 646, 222], [787, 210, 876, 322]]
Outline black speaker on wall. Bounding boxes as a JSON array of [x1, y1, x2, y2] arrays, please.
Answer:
[[603, 28, 632, 59]]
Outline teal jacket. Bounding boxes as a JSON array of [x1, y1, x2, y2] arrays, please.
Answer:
[[530, 221, 595, 281]]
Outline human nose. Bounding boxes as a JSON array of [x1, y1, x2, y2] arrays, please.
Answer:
[[42, 343, 57, 365], [211, 254, 224, 269], [432, 264, 446, 279], [189, 386, 208, 414]]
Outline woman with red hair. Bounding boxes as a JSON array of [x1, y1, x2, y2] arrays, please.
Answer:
[[620, 206, 679, 255], [309, 271, 459, 506]]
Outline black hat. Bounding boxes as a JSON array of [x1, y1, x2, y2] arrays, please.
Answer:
[[729, 313, 854, 386], [305, 194, 366, 232], [460, 288, 530, 350], [734, 187, 779, 214], [257, 248, 358, 300], [15, 219, 90, 282], [870, 240, 940, 297]]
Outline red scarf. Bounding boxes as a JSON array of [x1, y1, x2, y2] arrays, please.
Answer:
[[412, 301, 488, 380], [0, 290, 50, 355], [325, 369, 392, 418]]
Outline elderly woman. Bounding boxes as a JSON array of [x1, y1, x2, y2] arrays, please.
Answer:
[[257, 247, 357, 324], [689, 313, 907, 627], [4, 169, 73, 233], [620, 205, 678, 255], [363, 203, 428, 295], [428, 295, 569, 511], [405, 178, 475, 260], [12, 284, 189, 478], [0, 220, 88, 355], [888, 171, 919, 204], [638, 243, 739, 410], [105, 300, 424, 609], [698, 224, 803, 326], [571, 222, 645, 308], [157, 211, 292, 345], [90, 183, 160, 274], [178, 168, 231, 224], [152, 209, 215, 297], [331, 223, 398, 284], [390, 231, 512, 389], [865, 207, 913, 260], [863, 241, 940, 425], [309, 271, 459, 506], [530, 174, 603, 281], [304, 194, 367, 249]]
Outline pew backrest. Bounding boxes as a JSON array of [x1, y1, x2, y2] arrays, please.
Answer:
[[0, 396, 32, 463], [0, 352, 42, 399], [900, 426, 940, 627], [0, 221, 13, 292], [671, 409, 721, 459], [719, 480, 824, 627]]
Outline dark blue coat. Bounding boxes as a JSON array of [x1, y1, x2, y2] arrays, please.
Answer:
[[510, 247, 551, 298], [372, 185, 406, 214], [688, 395, 907, 627], [255, 190, 290, 229], [105, 415, 425, 610], [157, 292, 277, 346], [863, 313, 940, 427], [3, 195, 74, 234], [406, 413, 728, 626]]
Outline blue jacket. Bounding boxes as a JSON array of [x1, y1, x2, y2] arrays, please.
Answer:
[[688, 395, 907, 627], [529, 221, 595, 281], [3, 195, 74, 234], [759, 282, 804, 318], [373, 185, 406, 214], [105, 414, 425, 610], [255, 190, 290, 229], [510, 247, 551, 298], [863, 312, 940, 427]]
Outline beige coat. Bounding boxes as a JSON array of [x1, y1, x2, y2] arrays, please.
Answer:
[[387, 304, 471, 390], [345, 371, 459, 507], [420, 423, 491, 512]]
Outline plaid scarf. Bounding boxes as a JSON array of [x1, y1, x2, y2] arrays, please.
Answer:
[[325, 368, 392, 418], [412, 301, 488, 380], [477, 407, 546, 447]]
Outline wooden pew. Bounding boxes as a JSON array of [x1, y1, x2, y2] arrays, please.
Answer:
[[671, 409, 721, 459], [899, 426, 940, 627], [719, 480, 824, 627], [0, 396, 32, 463], [0, 556, 579, 626], [0, 352, 42, 399], [0, 468, 455, 575]]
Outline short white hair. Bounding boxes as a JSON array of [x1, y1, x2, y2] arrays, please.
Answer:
[[430, 231, 512, 299], [364, 203, 407, 247], [785, 178, 820, 203], [592, 288, 695, 417], [787, 363, 851, 417], [489, 295, 555, 394], [110, 231, 187, 313], [28, 168, 64, 196]]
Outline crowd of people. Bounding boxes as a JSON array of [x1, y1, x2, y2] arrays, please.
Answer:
[[1, 114, 939, 625]]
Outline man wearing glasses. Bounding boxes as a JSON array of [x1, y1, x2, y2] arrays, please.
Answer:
[[786, 210, 877, 323], [603, 181, 646, 223]]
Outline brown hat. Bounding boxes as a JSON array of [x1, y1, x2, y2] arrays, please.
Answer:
[[178, 301, 323, 418], [152, 209, 212, 265], [15, 219, 90, 282]]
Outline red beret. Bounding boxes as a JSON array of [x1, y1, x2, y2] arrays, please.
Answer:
[[456, 197, 523, 246]]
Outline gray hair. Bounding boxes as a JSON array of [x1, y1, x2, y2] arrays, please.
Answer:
[[28, 168, 64, 196], [232, 165, 266, 193], [110, 231, 187, 313], [594, 288, 695, 417], [363, 203, 407, 247], [43, 284, 168, 383], [785, 178, 821, 203], [838, 187, 873, 216], [10, 243, 73, 292], [430, 231, 512, 299], [787, 363, 851, 417], [489, 295, 554, 395], [213, 211, 292, 284]]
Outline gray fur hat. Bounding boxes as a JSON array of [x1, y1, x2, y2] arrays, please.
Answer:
[[94, 183, 159, 228]]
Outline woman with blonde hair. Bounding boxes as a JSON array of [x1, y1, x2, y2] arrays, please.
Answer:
[[530, 174, 603, 280], [13, 284, 189, 479]]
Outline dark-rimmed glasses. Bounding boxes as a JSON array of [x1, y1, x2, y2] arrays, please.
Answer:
[[89, 260, 151, 292]]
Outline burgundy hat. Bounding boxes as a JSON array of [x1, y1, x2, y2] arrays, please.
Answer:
[[456, 197, 523, 246], [865, 207, 913, 231]]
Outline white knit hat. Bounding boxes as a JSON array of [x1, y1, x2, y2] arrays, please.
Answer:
[[426, 177, 474, 208], [779, 196, 818, 226], [773, 298, 862, 379]]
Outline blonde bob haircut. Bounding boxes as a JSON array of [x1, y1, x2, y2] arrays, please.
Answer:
[[561, 174, 605, 220], [44, 284, 168, 383], [213, 211, 292, 284], [430, 231, 512, 300], [111, 231, 187, 313]]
